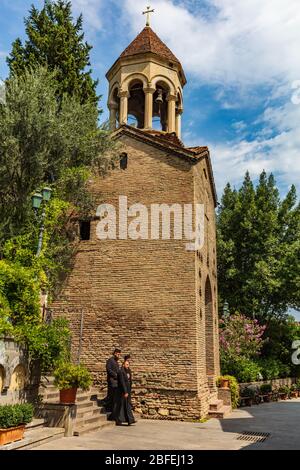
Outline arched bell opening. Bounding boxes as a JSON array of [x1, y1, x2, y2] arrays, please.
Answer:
[[127, 80, 145, 129], [152, 82, 169, 132], [175, 91, 183, 139], [108, 87, 120, 130]]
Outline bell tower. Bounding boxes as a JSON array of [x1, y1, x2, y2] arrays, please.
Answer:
[[106, 17, 186, 138]]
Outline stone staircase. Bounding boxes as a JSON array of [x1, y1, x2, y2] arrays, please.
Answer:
[[0, 419, 64, 451], [39, 377, 113, 436], [208, 398, 232, 419]]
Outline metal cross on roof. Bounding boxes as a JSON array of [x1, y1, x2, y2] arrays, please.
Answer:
[[142, 6, 155, 27]]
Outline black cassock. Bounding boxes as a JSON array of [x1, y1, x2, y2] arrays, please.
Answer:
[[104, 356, 119, 413], [114, 367, 135, 425]]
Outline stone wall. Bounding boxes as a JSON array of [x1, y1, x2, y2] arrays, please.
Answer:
[[239, 377, 296, 392], [51, 133, 220, 419], [0, 337, 40, 405]]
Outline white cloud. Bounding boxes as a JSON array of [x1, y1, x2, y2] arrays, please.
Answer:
[[123, 0, 300, 86], [71, 0, 103, 31], [122, 0, 300, 193], [210, 97, 300, 194]]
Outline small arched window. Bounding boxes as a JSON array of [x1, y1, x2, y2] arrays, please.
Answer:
[[120, 153, 128, 170]]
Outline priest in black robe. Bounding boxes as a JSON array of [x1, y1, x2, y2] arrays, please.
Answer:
[[102, 348, 121, 415], [114, 359, 136, 425]]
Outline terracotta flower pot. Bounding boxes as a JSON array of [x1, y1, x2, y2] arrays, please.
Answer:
[[59, 387, 77, 404], [279, 393, 288, 400], [0, 425, 25, 446], [221, 379, 229, 389]]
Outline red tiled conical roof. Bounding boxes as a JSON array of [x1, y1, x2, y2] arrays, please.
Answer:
[[120, 26, 181, 65]]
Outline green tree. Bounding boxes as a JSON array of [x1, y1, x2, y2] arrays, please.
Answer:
[[217, 171, 300, 319], [7, 0, 99, 106], [0, 66, 112, 246]]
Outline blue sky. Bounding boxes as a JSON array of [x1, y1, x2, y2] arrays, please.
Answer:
[[0, 1, 299, 317]]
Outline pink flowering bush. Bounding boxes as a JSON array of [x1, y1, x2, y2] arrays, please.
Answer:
[[219, 313, 266, 359], [220, 313, 268, 382]]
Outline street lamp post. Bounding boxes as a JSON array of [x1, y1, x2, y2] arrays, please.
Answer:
[[31, 187, 52, 257], [31, 187, 52, 320]]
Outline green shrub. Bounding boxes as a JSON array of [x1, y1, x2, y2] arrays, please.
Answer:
[[14, 318, 71, 373], [278, 363, 291, 378], [19, 403, 34, 424], [217, 375, 239, 409], [296, 380, 300, 391], [258, 358, 280, 380], [221, 356, 262, 383], [260, 383, 272, 394], [257, 357, 292, 380], [290, 384, 298, 392], [0, 403, 33, 429], [54, 363, 92, 391], [0, 260, 40, 325], [240, 387, 256, 398], [278, 385, 290, 395]]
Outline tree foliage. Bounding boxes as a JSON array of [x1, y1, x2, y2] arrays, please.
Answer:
[[217, 171, 300, 319], [0, 67, 113, 246], [7, 0, 99, 106]]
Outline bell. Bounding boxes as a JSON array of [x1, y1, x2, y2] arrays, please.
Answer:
[[155, 89, 164, 104]]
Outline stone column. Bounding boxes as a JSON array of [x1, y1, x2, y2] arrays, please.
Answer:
[[108, 102, 118, 131], [175, 108, 183, 139], [143, 87, 156, 129], [167, 94, 177, 133], [118, 90, 129, 125]]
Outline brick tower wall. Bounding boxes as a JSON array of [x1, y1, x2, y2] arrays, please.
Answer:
[[51, 135, 219, 419]]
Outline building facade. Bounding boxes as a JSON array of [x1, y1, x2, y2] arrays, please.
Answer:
[[51, 25, 220, 420]]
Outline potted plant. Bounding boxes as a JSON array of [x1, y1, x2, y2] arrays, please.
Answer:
[[54, 363, 92, 404], [260, 383, 272, 402], [220, 377, 230, 389], [216, 376, 240, 409], [290, 384, 298, 398], [0, 403, 33, 446], [278, 385, 290, 400]]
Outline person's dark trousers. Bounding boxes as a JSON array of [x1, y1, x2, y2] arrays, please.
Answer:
[[107, 386, 118, 420], [104, 383, 114, 412]]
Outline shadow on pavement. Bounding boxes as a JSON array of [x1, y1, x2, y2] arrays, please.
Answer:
[[218, 400, 300, 450]]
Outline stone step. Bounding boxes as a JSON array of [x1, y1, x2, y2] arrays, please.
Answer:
[[40, 389, 101, 403], [209, 399, 224, 411], [208, 405, 232, 419], [76, 401, 95, 411], [76, 406, 104, 420], [74, 413, 108, 428], [39, 384, 57, 393], [73, 419, 113, 437], [0, 427, 64, 451], [25, 419, 45, 430], [76, 393, 98, 403], [41, 391, 60, 401]]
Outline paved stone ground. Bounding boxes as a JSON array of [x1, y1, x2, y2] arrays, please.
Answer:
[[32, 399, 300, 451]]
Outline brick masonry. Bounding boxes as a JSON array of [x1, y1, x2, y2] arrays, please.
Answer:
[[51, 131, 220, 420]]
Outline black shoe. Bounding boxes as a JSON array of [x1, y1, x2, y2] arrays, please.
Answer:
[[115, 422, 123, 426]]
